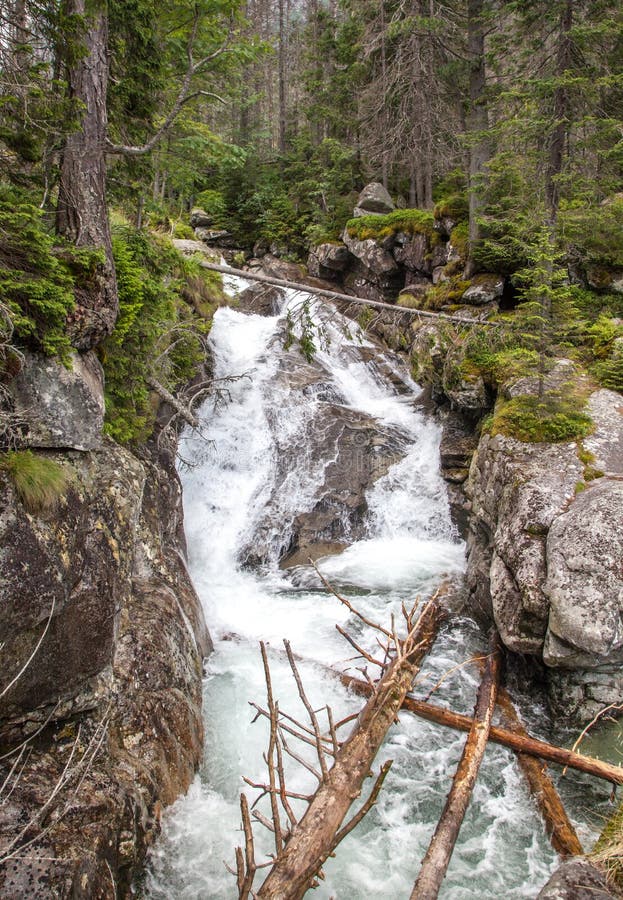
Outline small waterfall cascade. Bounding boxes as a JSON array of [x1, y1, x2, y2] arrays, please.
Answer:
[[144, 277, 605, 899]]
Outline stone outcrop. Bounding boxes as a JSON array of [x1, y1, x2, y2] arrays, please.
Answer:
[[537, 859, 617, 899], [0, 428, 210, 895], [465, 387, 623, 719], [8, 350, 105, 451]]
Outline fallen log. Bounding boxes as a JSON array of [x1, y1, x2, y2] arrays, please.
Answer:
[[253, 598, 441, 900], [410, 629, 502, 900], [200, 261, 499, 327], [496, 688, 583, 859], [334, 673, 623, 785]]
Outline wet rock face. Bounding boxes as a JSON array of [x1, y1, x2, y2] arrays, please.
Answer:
[[465, 386, 623, 720], [239, 343, 411, 568], [0, 439, 210, 896]]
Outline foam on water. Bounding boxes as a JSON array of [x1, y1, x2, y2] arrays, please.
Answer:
[[144, 288, 603, 899]]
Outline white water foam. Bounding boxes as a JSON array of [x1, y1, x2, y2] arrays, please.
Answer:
[[144, 287, 602, 899]]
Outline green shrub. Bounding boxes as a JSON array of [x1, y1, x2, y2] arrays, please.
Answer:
[[346, 208, 435, 241], [0, 185, 81, 362], [100, 228, 216, 444], [491, 394, 593, 443], [172, 221, 195, 240], [434, 193, 468, 222], [1, 450, 70, 512]]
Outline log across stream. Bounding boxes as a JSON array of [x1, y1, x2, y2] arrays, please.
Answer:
[[144, 275, 615, 899]]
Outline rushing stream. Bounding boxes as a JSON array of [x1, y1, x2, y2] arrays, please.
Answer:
[[144, 277, 609, 899]]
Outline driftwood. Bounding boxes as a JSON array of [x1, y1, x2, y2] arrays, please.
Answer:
[[200, 261, 498, 328], [410, 629, 502, 900], [237, 594, 442, 900], [496, 687, 583, 859], [337, 672, 623, 785]]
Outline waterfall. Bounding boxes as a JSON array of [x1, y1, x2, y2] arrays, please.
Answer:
[[144, 281, 603, 899]]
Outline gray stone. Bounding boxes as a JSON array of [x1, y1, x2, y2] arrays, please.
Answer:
[[236, 282, 285, 316], [308, 242, 352, 279], [537, 859, 616, 899], [584, 389, 623, 476], [189, 207, 213, 228], [353, 182, 395, 216], [544, 479, 623, 667], [9, 350, 104, 451], [342, 228, 400, 277], [462, 274, 504, 306], [503, 358, 581, 401], [171, 238, 220, 260]]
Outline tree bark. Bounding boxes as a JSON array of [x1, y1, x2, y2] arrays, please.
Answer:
[[546, 0, 573, 222], [337, 672, 623, 785], [496, 687, 583, 859], [278, 0, 287, 153], [410, 629, 502, 900], [56, 0, 118, 350], [465, 0, 490, 277], [256, 601, 440, 900], [200, 262, 499, 327]]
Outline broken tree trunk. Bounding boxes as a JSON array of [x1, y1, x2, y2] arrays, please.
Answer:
[[496, 687, 583, 859], [254, 598, 440, 900], [335, 672, 623, 785], [200, 261, 498, 328], [410, 629, 502, 900]]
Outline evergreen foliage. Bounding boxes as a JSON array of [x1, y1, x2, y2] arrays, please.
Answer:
[[100, 227, 218, 444]]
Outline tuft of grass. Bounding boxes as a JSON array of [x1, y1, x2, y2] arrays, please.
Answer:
[[346, 208, 435, 241], [491, 394, 593, 443], [1, 450, 70, 512]]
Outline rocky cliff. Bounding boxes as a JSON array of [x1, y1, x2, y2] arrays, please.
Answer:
[[0, 351, 210, 896]]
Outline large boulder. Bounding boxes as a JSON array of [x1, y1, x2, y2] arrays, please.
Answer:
[[544, 478, 623, 668], [393, 231, 448, 276], [342, 228, 400, 277], [353, 182, 395, 217], [462, 274, 504, 306], [189, 207, 213, 228], [537, 859, 616, 899], [307, 242, 352, 280], [465, 384, 623, 720], [8, 350, 104, 451]]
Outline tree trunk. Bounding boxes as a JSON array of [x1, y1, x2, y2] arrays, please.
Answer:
[[410, 630, 502, 900], [256, 602, 440, 899], [465, 0, 490, 277], [56, 0, 118, 350], [546, 0, 573, 222], [337, 671, 623, 785], [496, 688, 583, 859], [278, 0, 287, 153]]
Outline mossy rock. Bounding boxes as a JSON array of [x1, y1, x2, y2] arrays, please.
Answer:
[[491, 394, 593, 443], [346, 208, 435, 242]]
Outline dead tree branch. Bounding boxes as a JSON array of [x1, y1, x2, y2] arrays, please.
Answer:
[[410, 629, 502, 900]]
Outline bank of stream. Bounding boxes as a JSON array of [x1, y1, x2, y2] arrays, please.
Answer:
[[143, 276, 611, 899]]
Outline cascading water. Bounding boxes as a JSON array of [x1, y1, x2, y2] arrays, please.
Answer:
[[144, 278, 607, 899]]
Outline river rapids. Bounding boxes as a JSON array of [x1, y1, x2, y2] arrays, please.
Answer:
[[143, 275, 608, 899]]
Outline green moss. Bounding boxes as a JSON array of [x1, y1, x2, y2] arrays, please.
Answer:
[[449, 223, 469, 258], [346, 208, 435, 242], [491, 394, 593, 443], [397, 292, 425, 310], [0, 451, 70, 513], [423, 278, 471, 310]]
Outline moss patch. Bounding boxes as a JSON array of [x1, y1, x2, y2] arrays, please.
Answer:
[[346, 208, 435, 242], [491, 394, 593, 443]]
